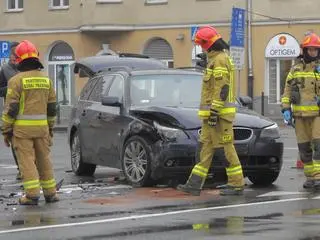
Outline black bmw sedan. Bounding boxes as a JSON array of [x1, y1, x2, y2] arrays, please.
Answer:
[[68, 55, 283, 187]]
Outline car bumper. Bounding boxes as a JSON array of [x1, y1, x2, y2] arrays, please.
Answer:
[[150, 138, 284, 180]]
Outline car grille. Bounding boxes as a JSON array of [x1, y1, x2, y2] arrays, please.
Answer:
[[198, 127, 253, 141], [233, 128, 253, 141]]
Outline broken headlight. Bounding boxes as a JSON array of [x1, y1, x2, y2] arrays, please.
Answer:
[[260, 124, 280, 139], [153, 122, 189, 141]]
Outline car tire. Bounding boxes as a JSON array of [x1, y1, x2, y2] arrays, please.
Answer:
[[247, 170, 280, 186], [70, 130, 96, 176], [122, 135, 154, 187]]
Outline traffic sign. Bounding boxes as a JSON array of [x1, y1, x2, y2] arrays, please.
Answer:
[[191, 26, 199, 41], [230, 46, 245, 70], [230, 7, 245, 47], [0, 41, 11, 58]]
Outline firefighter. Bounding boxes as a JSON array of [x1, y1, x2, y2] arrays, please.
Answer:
[[281, 33, 320, 190], [1, 40, 59, 205], [177, 26, 244, 196]]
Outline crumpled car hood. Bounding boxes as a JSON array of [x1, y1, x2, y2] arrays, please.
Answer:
[[129, 106, 275, 129]]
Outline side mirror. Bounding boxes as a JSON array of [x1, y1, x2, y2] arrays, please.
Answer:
[[239, 96, 253, 107], [101, 96, 122, 107]]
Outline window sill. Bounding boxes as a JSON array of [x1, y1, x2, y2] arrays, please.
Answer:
[[49, 6, 70, 11], [144, 0, 168, 5], [4, 9, 24, 13], [96, 0, 123, 4]]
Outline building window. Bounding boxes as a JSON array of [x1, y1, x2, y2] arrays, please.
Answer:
[[50, 0, 69, 9], [7, 0, 23, 11], [145, 0, 168, 5], [267, 59, 294, 104]]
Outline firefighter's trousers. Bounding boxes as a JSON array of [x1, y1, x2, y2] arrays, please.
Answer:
[[186, 119, 244, 189], [295, 116, 320, 180], [13, 136, 57, 199]]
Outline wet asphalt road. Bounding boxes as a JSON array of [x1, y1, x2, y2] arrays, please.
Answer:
[[0, 127, 319, 239]]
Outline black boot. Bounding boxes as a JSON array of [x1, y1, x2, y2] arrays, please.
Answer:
[[303, 179, 315, 189], [219, 185, 244, 196], [176, 175, 203, 196], [313, 180, 320, 190]]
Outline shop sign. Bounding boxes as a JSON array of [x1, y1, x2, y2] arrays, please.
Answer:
[[265, 33, 300, 58]]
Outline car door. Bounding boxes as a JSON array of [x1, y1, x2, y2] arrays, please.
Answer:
[[78, 75, 105, 164], [93, 74, 132, 169]]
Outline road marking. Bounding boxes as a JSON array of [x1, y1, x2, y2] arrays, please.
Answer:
[[284, 147, 298, 150], [0, 197, 310, 234], [257, 191, 304, 197], [0, 164, 17, 169]]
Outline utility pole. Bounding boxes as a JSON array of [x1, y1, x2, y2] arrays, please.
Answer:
[[246, 0, 254, 108]]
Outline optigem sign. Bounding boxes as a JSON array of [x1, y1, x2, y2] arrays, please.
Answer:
[[265, 33, 300, 58]]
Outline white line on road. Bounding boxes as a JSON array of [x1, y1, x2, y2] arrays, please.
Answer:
[[0, 197, 311, 235], [284, 147, 298, 150]]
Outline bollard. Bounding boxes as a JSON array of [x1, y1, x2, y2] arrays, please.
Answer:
[[261, 91, 265, 116]]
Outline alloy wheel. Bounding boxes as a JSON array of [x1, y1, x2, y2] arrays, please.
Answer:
[[71, 135, 81, 172], [123, 141, 148, 183]]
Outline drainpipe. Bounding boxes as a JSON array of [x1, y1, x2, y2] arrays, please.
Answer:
[[246, 0, 254, 109]]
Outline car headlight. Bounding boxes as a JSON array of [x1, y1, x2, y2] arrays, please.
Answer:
[[153, 122, 189, 141], [260, 124, 280, 139]]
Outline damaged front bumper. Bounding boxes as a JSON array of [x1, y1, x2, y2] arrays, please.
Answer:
[[149, 132, 284, 181]]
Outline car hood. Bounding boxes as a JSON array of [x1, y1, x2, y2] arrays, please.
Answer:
[[129, 106, 275, 130]]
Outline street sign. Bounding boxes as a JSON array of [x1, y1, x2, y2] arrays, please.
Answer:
[[191, 26, 199, 41], [230, 46, 245, 70], [230, 7, 245, 70], [230, 7, 245, 47], [0, 41, 11, 58]]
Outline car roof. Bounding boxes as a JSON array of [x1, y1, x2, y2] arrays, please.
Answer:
[[74, 55, 167, 76], [128, 69, 203, 76]]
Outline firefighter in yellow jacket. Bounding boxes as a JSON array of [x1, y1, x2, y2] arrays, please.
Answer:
[[1, 40, 59, 205], [177, 26, 244, 196], [281, 33, 320, 190]]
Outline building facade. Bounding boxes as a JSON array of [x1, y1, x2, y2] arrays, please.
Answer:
[[1, 0, 320, 120]]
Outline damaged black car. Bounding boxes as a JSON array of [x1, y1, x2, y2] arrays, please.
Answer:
[[68, 55, 283, 187]]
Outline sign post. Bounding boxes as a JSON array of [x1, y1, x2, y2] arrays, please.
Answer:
[[230, 7, 245, 97]]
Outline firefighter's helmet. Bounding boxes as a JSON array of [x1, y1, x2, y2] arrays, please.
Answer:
[[15, 40, 39, 64], [194, 26, 222, 51], [301, 33, 320, 48]]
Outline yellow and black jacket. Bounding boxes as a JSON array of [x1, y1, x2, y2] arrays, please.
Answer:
[[281, 60, 320, 117], [2, 70, 56, 138], [198, 50, 236, 122]]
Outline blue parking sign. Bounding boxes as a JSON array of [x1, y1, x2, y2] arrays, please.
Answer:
[[0, 41, 11, 58]]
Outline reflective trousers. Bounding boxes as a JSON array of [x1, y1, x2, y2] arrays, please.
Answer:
[[13, 136, 57, 199], [295, 116, 320, 179], [187, 119, 244, 189]]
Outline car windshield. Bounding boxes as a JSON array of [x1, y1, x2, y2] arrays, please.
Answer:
[[130, 74, 202, 108]]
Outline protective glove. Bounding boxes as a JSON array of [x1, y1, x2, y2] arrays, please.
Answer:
[[208, 108, 219, 127], [3, 134, 12, 148], [282, 110, 292, 125]]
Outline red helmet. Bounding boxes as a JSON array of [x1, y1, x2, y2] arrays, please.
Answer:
[[194, 26, 222, 51], [15, 40, 39, 64], [301, 33, 320, 48]]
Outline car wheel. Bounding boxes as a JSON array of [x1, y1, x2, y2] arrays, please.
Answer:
[[247, 170, 280, 186], [122, 136, 154, 187], [70, 130, 96, 176]]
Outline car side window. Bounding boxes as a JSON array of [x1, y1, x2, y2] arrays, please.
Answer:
[[88, 75, 114, 102], [107, 75, 124, 101], [79, 76, 100, 101]]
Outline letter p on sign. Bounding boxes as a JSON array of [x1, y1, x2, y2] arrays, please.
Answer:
[[0, 41, 11, 58]]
